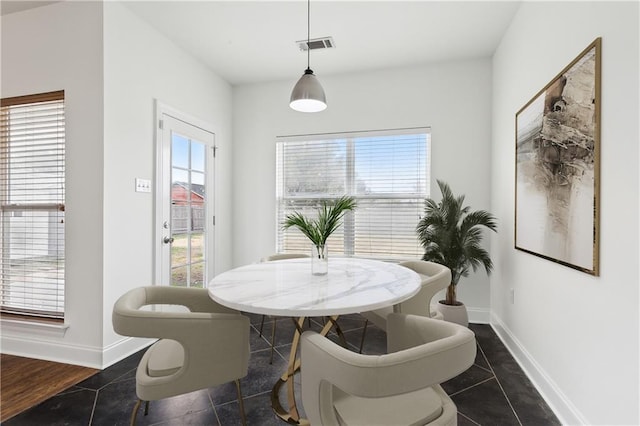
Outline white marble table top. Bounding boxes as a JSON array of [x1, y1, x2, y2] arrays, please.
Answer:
[[208, 257, 421, 317]]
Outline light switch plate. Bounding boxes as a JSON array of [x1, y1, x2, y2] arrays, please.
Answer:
[[135, 178, 151, 193]]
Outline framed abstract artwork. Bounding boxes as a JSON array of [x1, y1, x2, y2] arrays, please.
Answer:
[[515, 38, 601, 275]]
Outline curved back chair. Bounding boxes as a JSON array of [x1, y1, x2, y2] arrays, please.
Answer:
[[259, 253, 310, 363], [112, 286, 250, 425], [359, 261, 450, 352], [397, 260, 451, 320], [301, 313, 476, 426]]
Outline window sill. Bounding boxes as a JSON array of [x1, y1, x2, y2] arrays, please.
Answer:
[[1, 317, 69, 337]]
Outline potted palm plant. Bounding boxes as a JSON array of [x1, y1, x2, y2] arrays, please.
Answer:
[[416, 180, 497, 326], [283, 196, 357, 275]]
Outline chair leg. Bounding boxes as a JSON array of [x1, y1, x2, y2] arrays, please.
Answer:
[[130, 399, 142, 426], [269, 317, 277, 364], [358, 319, 369, 354], [235, 379, 247, 426], [259, 315, 266, 337]]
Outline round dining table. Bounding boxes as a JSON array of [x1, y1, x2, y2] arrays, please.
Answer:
[[208, 257, 421, 425]]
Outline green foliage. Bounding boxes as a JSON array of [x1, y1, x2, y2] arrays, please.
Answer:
[[416, 180, 497, 305], [283, 196, 357, 247]]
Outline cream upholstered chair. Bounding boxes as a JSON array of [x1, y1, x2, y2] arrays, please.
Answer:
[[363, 260, 451, 330], [358, 261, 451, 352], [301, 313, 476, 426], [112, 286, 250, 425], [259, 253, 310, 363]]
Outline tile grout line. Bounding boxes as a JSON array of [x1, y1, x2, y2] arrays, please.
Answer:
[[448, 376, 496, 398], [476, 340, 524, 426], [215, 388, 272, 408], [87, 389, 99, 425], [472, 342, 494, 375], [89, 362, 139, 424], [102, 369, 138, 389], [206, 386, 223, 426], [458, 410, 482, 426]]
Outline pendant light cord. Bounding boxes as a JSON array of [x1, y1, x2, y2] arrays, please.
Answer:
[[307, 0, 310, 70]]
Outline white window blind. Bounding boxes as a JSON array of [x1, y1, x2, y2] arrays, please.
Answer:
[[1, 91, 65, 319], [276, 128, 430, 260]]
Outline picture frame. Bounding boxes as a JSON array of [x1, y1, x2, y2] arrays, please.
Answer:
[[515, 38, 601, 275]]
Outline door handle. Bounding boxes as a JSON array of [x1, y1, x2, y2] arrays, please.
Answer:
[[163, 236, 174, 244]]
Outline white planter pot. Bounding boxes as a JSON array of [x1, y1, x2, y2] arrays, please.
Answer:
[[437, 301, 469, 327]]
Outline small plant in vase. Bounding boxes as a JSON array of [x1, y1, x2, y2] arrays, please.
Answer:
[[416, 180, 497, 325], [283, 196, 357, 275]]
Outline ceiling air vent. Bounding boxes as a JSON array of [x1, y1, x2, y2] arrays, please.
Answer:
[[296, 36, 335, 51]]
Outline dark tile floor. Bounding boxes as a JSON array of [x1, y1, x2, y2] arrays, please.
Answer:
[[5, 314, 559, 426]]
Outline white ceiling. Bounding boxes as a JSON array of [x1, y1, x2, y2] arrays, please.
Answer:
[[123, 1, 521, 85], [2, 1, 522, 86]]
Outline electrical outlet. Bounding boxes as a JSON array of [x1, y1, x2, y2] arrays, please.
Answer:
[[135, 178, 151, 193]]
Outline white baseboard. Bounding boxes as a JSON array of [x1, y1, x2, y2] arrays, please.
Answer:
[[102, 336, 154, 369], [467, 306, 491, 324], [1, 333, 153, 370], [490, 313, 587, 425], [1, 334, 104, 369]]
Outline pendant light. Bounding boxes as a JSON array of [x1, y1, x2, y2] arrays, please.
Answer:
[[290, 0, 327, 112]]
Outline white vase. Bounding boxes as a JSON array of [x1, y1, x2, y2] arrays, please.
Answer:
[[311, 244, 328, 275], [436, 300, 469, 327]]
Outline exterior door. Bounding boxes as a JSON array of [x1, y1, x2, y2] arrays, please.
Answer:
[[156, 108, 215, 288]]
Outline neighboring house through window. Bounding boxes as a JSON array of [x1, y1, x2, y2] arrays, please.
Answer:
[[0, 91, 65, 319], [276, 128, 430, 260], [171, 182, 205, 234]]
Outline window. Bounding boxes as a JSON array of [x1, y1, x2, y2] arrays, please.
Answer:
[[276, 128, 430, 260], [0, 91, 65, 319]]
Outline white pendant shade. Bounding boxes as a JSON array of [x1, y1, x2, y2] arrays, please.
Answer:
[[290, 69, 327, 112]]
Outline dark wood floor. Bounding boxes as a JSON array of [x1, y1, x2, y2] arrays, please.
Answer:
[[0, 354, 97, 422]]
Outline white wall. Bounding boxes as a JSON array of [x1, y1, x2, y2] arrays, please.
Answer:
[[102, 2, 234, 367], [491, 2, 639, 425], [0, 1, 234, 368], [1, 2, 105, 367], [233, 59, 494, 322]]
